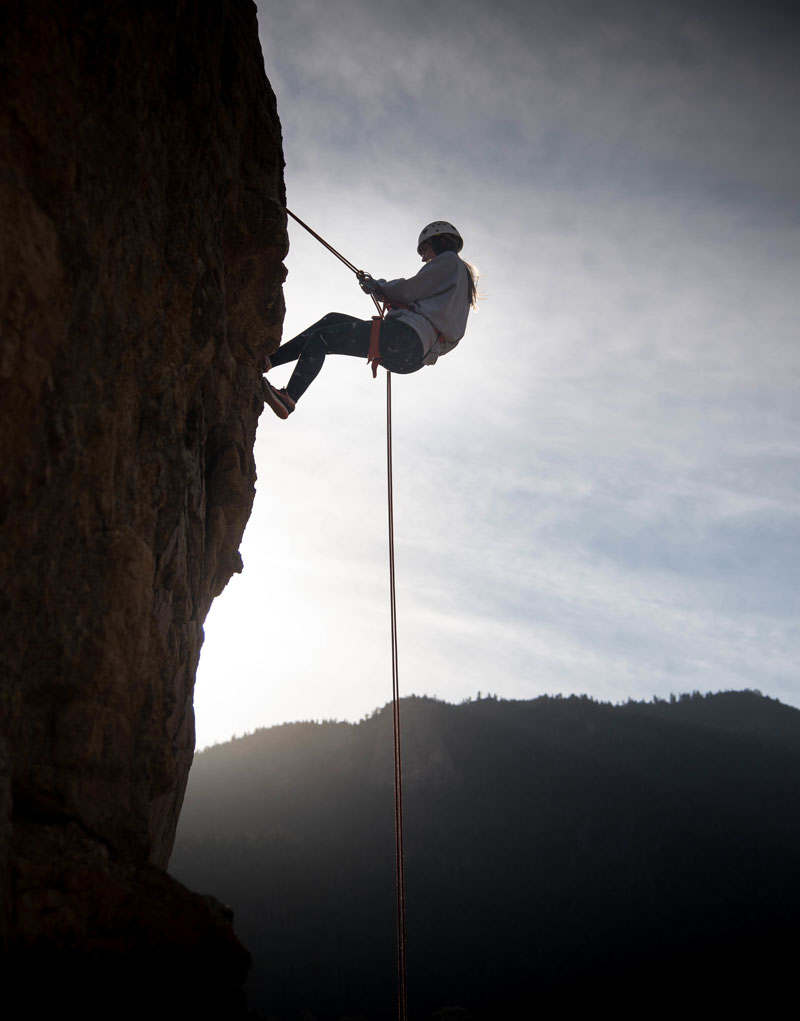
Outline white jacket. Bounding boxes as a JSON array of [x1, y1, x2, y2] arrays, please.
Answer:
[[376, 251, 471, 365]]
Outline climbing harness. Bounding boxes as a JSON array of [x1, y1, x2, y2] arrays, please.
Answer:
[[285, 209, 409, 1021], [367, 315, 382, 377]]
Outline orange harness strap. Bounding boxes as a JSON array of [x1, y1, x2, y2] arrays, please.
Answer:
[[368, 314, 383, 378]]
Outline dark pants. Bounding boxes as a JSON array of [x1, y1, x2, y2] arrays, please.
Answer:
[[270, 313, 426, 401]]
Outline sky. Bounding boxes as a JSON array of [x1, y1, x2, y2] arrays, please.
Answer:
[[193, 0, 800, 749]]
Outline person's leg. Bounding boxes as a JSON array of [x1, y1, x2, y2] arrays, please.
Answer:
[[273, 314, 373, 402], [269, 313, 358, 370], [265, 314, 426, 417], [378, 320, 426, 374]]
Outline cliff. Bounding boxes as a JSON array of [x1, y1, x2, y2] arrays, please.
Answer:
[[0, 0, 286, 1005]]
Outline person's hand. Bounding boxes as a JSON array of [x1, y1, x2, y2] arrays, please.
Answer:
[[358, 271, 379, 295]]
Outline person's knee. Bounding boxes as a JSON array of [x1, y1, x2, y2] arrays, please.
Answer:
[[303, 333, 328, 358]]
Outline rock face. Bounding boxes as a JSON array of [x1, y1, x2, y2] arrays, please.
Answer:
[[0, 0, 286, 1000]]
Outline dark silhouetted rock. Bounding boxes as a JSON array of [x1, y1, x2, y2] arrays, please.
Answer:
[[0, 0, 286, 1005]]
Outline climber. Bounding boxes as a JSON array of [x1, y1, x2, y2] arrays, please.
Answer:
[[263, 221, 479, 418]]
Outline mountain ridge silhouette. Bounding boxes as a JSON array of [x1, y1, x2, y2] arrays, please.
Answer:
[[172, 690, 800, 1018]]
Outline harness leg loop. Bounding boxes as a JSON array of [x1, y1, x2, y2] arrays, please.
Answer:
[[368, 315, 382, 378]]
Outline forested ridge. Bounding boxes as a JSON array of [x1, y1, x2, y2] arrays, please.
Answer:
[[171, 691, 800, 1019]]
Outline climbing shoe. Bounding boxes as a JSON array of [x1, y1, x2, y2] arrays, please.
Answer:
[[264, 382, 295, 419]]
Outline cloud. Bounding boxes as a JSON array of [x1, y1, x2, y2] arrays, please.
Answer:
[[193, 0, 800, 749]]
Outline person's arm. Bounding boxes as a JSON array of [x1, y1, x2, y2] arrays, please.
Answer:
[[377, 252, 458, 305]]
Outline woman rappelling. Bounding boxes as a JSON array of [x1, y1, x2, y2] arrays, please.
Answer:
[[263, 220, 479, 419]]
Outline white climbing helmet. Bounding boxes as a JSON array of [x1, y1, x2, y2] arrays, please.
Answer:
[[417, 221, 463, 254]]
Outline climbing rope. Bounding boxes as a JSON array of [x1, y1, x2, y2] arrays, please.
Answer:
[[386, 370, 408, 1021], [286, 208, 383, 316], [285, 208, 409, 1021]]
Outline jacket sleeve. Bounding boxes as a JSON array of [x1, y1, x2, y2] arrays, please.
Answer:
[[376, 252, 459, 305]]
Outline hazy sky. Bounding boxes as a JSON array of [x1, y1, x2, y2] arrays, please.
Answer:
[[194, 0, 800, 748]]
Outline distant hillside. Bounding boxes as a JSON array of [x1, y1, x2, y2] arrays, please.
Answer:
[[171, 691, 800, 1019]]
